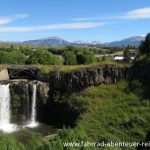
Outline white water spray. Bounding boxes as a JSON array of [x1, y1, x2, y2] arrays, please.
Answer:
[[0, 84, 17, 132], [27, 84, 38, 127]]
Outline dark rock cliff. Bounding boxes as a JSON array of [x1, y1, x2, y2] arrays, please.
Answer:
[[7, 65, 40, 80], [48, 65, 131, 94]]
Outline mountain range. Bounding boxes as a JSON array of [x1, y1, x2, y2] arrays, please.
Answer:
[[106, 36, 145, 46], [22, 36, 70, 46], [1, 36, 145, 46], [23, 36, 145, 46]]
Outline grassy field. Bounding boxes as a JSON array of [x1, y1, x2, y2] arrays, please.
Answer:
[[75, 81, 149, 142], [47, 81, 150, 149]]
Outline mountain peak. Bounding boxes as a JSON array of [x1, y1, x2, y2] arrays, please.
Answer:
[[23, 36, 70, 46], [107, 36, 145, 46]]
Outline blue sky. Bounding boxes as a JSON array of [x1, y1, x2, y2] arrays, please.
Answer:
[[0, 0, 150, 42]]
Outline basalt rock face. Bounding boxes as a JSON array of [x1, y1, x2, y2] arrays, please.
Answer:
[[7, 65, 41, 80], [48, 65, 131, 94], [9, 80, 31, 124]]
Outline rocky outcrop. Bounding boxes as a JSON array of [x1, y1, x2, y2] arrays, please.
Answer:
[[7, 65, 41, 80], [48, 65, 131, 93]]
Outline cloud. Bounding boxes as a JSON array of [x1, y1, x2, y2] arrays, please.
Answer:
[[0, 18, 12, 25], [0, 14, 29, 25], [1, 7, 149, 33], [123, 7, 150, 20], [72, 17, 98, 21], [0, 22, 104, 32], [72, 7, 150, 22]]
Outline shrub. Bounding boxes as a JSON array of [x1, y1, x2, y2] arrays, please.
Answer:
[[63, 51, 77, 65], [0, 132, 24, 150], [0, 50, 27, 64], [76, 51, 97, 64], [26, 50, 62, 65]]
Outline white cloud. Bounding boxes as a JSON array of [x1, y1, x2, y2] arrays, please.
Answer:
[[0, 14, 29, 25], [72, 17, 98, 21], [72, 7, 150, 22], [0, 18, 12, 25], [123, 7, 150, 20], [0, 22, 104, 32], [1, 7, 149, 33]]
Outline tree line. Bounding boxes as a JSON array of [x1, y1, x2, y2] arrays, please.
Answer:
[[0, 46, 97, 65]]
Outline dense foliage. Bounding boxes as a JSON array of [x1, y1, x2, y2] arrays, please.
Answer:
[[0, 132, 24, 150], [123, 47, 131, 62], [0, 50, 27, 64], [26, 50, 63, 65], [139, 33, 150, 57], [63, 46, 97, 65], [63, 50, 77, 65]]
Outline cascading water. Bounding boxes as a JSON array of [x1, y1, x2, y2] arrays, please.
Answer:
[[0, 83, 39, 132], [0, 84, 10, 126], [27, 84, 38, 127], [0, 84, 17, 132]]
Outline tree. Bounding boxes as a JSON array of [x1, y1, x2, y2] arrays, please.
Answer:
[[26, 50, 62, 65], [0, 51, 27, 64], [139, 33, 150, 57], [63, 51, 77, 65], [10, 44, 14, 50], [139, 41, 145, 55], [123, 47, 130, 62]]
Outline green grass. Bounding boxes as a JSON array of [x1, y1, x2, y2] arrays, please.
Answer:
[[37, 62, 131, 74], [48, 81, 150, 150], [74, 81, 150, 142]]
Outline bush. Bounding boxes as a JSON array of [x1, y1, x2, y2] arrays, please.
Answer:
[[123, 48, 130, 62], [139, 33, 150, 58], [25, 135, 45, 150], [76, 51, 97, 64], [26, 50, 63, 65], [0, 132, 24, 150], [63, 46, 97, 65], [47, 127, 91, 150], [0, 50, 27, 64], [128, 80, 143, 96], [63, 51, 77, 65]]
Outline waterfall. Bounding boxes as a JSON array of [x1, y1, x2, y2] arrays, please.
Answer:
[[27, 84, 38, 127], [0, 84, 17, 132], [0, 84, 10, 126], [31, 84, 37, 123], [0, 83, 39, 132]]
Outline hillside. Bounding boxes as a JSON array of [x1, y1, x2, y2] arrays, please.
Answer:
[[21, 36, 145, 46], [23, 36, 70, 46], [107, 36, 145, 46]]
